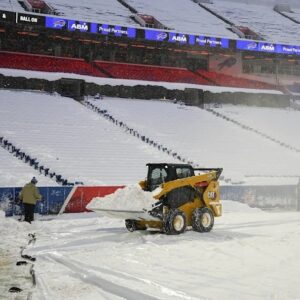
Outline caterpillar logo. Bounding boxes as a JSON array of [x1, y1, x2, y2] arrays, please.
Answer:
[[207, 191, 216, 199]]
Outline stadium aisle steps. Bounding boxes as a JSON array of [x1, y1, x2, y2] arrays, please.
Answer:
[[0, 136, 74, 186], [83, 99, 233, 184], [206, 108, 300, 153]]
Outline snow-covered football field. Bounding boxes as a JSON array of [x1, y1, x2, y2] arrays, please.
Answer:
[[1, 200, 300, 300]]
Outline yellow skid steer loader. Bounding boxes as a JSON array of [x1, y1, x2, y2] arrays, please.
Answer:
[[92, 163, 223, 235], [125, 163, 223, 234]]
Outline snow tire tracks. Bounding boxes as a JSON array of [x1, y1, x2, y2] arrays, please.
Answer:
[[43, 252, 198, 300], [44, 252, 160, 300]]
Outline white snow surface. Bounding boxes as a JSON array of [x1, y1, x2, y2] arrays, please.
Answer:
[[95, 98, 300, 184], [87, 184, 155, 212], [285, 8, 300, 23], [0, 86, 299, 186], [1, 0, 299, 44], [1, 200, 300, 300], [0, 68, 283, 94], [0, 146, 55, 187], [126, 0, 237, 38], [0, 89, 176, 186], [206, 0, 300, 44]]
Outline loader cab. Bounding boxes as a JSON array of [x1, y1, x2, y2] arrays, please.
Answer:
[[146, 163, 195, 191]]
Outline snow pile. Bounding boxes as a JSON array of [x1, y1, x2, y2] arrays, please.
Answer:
[[222, 200, 263, 214], [0, 209, 31, 250], [87, 184, 156, 211]]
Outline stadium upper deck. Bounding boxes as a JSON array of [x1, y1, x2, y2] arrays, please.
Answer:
[[205, 0, 300, 44], [285, 8, 300, 24], [1, 0, 299, 45], [46, 0, 137, 27], [126, 0, 237, 38]]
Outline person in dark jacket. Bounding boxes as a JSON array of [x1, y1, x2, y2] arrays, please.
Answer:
[[19, 177, 42, 223]]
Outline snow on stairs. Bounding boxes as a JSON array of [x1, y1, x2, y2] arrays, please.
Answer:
[[206, 108, 300, 154], [0, 136, 75, 186], [83, 99, 234, 184]]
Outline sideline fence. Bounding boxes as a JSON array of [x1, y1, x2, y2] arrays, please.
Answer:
[[0, 185, 298, 217]]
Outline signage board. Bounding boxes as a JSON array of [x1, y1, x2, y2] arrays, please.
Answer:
[[90, 23, 136, 38], [0, 10, 15, 23], [17, 13, 45, 26], [237, 40, 300, 56], [145, 29, 229, 48], [68, 20, 90, 32], [45, 16, 68, 30]]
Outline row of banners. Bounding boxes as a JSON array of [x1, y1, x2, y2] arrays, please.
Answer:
[[1, 10, 300, 55], [0, 184, 297, 217]]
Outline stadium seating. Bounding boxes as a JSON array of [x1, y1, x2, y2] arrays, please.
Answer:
[[197, 70, 277, 90], [0, 51, 277, 90], [93, 61, 210, 85], [0, 52, 106, 77]]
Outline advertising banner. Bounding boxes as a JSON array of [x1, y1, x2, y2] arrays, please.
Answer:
[[64, 186, 124, 213], [145, 29, 229, 48], [45, 16, 68, 30], [17, 13, 45, 26], [237, 40, 300, 56], [0, 10, 15, 23], [90, 23, 136, 38], [0, 184, 297, 216], [67, 20, 90, 32]]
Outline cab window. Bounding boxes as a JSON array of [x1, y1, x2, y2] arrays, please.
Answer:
[[176, 167, 193, 179], [149, 167, 168, 191]]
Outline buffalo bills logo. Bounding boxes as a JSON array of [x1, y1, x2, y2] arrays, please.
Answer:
[[247, 42, 258, 50], [156, 32, 168, 41], [53, 20, 66, 28]]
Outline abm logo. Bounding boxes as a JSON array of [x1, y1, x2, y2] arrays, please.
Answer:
[[261, 44, 275, 51], [71, 23, 88, 31], [172, 35, 187, 42]]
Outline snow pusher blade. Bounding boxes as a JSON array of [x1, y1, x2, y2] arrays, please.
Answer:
[[91, 208, 160, 221]]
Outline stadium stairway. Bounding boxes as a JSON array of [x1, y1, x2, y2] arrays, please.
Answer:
[[206, 107, 300, 154], [0, 136, 75, 186], [90, 61, 115, 78], [83, 99, 235, 184]]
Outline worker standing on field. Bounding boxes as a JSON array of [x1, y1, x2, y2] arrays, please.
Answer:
[[19, 177, 42, 223]]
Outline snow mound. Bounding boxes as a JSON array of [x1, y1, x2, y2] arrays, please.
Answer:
[[87, 184, 156, 211], [0, 209, 32, 249], [222, 200, 263, 213]]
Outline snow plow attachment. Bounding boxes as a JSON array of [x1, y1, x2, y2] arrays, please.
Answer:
[[90, 163, 223, 235]]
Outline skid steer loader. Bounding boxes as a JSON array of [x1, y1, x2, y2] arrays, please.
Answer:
[[91, 163, 222, 235], [124, 163, 223, 235]]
